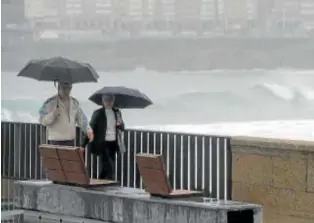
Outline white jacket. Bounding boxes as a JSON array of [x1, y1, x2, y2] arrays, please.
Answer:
[[39, 95, 90, 141]]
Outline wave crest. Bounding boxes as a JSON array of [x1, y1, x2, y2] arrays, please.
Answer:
[[153, 83, 314, 111]]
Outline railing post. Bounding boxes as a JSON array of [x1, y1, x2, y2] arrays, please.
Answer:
[[13, 123, 21, 178], [39, 125, 47, 179]]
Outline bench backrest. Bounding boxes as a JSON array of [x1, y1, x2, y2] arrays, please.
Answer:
[[39, 144, 89, 185], [136, 154, 172, 196]]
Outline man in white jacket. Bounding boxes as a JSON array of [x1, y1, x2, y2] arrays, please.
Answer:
[[39, 82, 92, 146]]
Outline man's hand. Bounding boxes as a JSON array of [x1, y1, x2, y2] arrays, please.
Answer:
[[53, 106, 61, 117], [87, 129, 94, 142]]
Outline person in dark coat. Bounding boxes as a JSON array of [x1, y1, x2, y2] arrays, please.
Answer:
[[84, 94, 125, 180]]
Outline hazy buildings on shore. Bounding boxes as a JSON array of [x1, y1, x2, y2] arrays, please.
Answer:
[[15, 0, 311, 35], [2, 1, 314, 70], [1, 0, 26, 26], [1, 0, 314, 39]]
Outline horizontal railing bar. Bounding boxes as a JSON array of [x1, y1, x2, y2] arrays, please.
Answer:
[[1, 176, 33, 180], [1, 121, 232, 139]]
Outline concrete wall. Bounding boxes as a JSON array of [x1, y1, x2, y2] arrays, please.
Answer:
[[231, 137, 314, 223], [14, 181, 262, 223]]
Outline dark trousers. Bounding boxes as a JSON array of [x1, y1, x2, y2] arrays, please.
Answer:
[[93, 141, 117, 180], [48, 140, 75, 147]]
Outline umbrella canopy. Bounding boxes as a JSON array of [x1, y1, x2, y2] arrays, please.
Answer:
[[17, 57, 99, 84], [89, 86, 153, 109]]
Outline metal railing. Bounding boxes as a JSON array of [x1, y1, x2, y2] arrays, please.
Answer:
[[1, 121, 232, 215]]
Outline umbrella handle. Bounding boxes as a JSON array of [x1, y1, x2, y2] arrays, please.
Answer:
[[56, 86, 60, 116], [54, 80, 60, 108], [56, 99, 60, 117]]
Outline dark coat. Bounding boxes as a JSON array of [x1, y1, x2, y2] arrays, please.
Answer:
[[83, 107, 125, 155]]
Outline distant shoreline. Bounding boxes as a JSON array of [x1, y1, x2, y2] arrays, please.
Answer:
[[2, 37, 314, 71]]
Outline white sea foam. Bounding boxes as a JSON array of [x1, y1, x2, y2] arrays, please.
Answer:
[[2, 68, 314, 130]]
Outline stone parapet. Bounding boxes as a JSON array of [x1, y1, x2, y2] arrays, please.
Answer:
[[14, 180, 262, 223], [231, 136, 314, 223]]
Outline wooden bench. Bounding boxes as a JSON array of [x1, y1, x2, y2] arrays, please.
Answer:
[[136, 153, 203, 198], [39, 144, 118, 188]]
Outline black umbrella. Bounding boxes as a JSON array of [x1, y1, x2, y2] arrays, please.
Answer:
[[17, 56, 99, 84], [89, 86, 153, 109]]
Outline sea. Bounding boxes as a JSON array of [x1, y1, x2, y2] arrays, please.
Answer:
[[2, 68, 314, 137]]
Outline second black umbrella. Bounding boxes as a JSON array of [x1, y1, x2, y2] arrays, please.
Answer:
[[89, 86, 153, 109]]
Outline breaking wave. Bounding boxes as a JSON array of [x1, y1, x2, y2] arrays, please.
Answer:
[[2, 68, 314, 125]]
